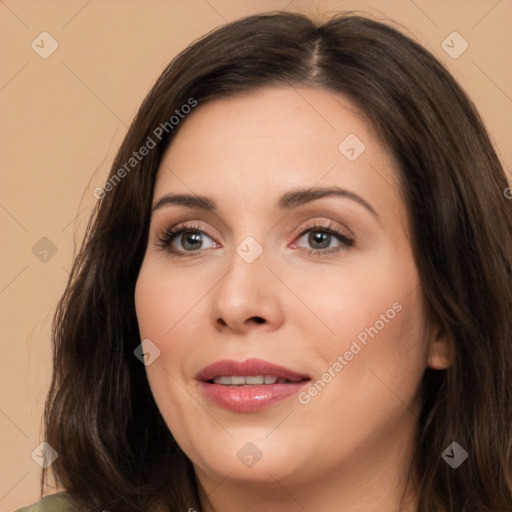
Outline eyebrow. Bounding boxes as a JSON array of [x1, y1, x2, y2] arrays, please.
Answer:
[[152, 186, 378, 219]]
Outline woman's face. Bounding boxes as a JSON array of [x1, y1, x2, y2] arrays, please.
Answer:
[[135, 86, 450, 503]]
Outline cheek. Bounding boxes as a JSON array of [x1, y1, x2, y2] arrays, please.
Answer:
[[298, 248, 425, 359], [134, 267, 203, 445], [300, 265, 428, 421], [134, 261, 211, 390], [134, 267, 191, 404], [135, 262, 205, 341], [295, 251, 430, 434], [295, 289, 428, 459]]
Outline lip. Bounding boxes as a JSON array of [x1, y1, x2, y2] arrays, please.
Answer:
[[196, 358, 311, 413]]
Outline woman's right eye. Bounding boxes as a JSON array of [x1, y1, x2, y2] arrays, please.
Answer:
[[156, 223, 218, 257]]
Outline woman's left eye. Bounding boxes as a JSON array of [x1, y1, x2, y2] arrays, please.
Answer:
[[293, 224, 354, 256]]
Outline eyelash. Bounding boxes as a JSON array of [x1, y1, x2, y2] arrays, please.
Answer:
[[155, 221, 355, 259]]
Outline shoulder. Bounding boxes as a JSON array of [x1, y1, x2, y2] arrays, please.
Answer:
[[14, 492, 82, 512]]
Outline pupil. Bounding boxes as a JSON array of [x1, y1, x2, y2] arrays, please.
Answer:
[[182, 232, 202, 250], [309, 231, 330, 249]]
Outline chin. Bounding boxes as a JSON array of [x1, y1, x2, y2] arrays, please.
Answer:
[[187, 434, 306, 483]]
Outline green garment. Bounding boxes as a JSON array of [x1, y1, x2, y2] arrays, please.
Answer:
[[15, 492, 87, 512]]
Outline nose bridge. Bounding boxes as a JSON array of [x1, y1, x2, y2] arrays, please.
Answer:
[[224, 211, 269, 277], [219, 233, 269, 303]]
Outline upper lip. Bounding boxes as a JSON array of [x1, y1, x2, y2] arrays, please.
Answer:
[[196, 358, 310, 382]]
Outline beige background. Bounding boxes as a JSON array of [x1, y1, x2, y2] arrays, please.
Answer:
[[1, 1, 511, 510]]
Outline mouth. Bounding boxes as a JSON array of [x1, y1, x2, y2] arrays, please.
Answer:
[[196, 358, 311, 412]]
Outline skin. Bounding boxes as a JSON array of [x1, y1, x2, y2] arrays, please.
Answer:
[[134, 86, 453, 512]]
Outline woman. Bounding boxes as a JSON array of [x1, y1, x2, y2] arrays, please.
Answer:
[[17, 10, 512, 512]]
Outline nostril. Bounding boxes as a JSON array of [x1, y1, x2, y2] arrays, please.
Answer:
[[216, 316, 265, 326]]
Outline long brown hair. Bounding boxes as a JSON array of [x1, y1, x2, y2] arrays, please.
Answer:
[[42, 11, 512, 511]]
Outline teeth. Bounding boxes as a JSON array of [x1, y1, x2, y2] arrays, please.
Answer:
[[212, 375, 285, 386], [213, 376, 233, 385], [245, 376, 264, 384]]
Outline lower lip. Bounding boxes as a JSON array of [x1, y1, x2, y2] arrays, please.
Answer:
[[199, 381, 309, 412]]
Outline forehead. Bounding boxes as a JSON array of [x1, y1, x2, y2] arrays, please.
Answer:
[[153, 86, 401, 218]]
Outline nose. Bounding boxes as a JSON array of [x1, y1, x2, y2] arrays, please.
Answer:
[[210, 246, 285, 334]]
